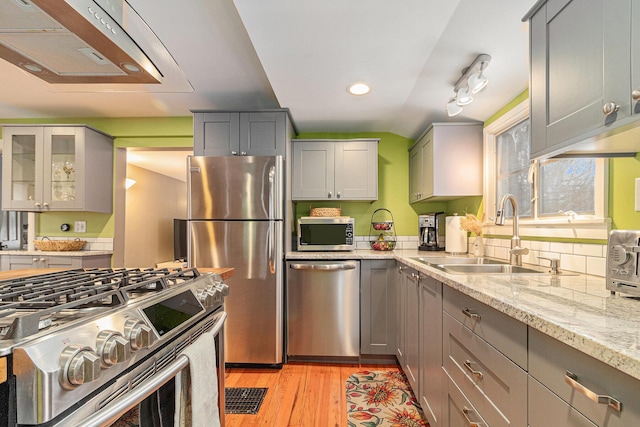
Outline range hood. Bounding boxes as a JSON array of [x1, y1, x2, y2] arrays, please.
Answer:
[[0, 0, 164, 84]]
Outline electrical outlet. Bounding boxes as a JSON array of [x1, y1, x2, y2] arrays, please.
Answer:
[[74, 221, 86, 233], [636, 178, 640, 212]]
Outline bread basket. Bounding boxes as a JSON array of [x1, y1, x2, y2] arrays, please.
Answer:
[[34, 238, 86, 252], [309, 206, 342, 217]]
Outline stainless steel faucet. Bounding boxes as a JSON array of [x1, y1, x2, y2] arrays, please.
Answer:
[[495, 193, 529, 266]]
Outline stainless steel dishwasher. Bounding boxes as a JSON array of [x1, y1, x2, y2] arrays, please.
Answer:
[[286, 260, 360, 358]]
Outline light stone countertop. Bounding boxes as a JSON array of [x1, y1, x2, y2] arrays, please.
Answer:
[[286, 249, 640, 381], [0, 250, 113, 256]]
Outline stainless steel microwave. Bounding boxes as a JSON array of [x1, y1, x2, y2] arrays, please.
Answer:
[[297, 216, 355, 251]]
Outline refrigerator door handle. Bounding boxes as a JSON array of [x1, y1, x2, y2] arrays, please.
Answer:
[[268, 221, 275, 274]]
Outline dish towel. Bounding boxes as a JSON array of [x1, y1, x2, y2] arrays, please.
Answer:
[[175, 331, 221, 427]]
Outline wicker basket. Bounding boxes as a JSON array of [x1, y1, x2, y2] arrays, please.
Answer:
[[34, 238, 86, 252], [310, 206, 342, 217]]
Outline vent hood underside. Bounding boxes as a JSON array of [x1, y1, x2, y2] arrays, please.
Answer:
[[0, 0, 167, 84]]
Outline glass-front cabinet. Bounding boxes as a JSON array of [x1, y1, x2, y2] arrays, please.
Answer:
[[2, 125, 114, 213]]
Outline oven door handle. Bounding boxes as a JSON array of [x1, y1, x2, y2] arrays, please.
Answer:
[[289, 263, 356, 271], [72, 312, 226, 427]]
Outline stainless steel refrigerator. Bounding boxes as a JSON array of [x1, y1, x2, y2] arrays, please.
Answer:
[[187, 155, 283, 366]]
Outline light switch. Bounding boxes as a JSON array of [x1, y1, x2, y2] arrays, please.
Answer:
[[75, 221, 86, 233], [636, 178, 640, 212]]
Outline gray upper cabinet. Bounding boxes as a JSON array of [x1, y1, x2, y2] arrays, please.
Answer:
[[192, 110, 293, 157], [525, 0, 640, 158], [409, 123, 482, 203], [291, 138, 378, 201], [2, 125, 113, 213]]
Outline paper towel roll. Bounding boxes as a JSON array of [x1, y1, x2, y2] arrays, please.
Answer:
[[445, 215, 468, 254]]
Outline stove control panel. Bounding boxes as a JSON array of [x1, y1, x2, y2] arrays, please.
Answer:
[[606, 230, 640, 296]]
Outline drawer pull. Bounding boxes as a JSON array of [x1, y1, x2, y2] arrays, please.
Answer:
[[464, 360, 484, 379], [462, 308, 481, 321], [565, 371, 622, 412], [462, 406, 482, 427]]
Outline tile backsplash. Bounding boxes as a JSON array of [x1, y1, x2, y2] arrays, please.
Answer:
[[355, 235, 606, 277]]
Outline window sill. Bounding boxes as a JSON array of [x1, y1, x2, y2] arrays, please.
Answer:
[[482, 217, 611, 241]]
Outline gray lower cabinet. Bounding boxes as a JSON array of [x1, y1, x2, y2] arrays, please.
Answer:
[[442, 287, 527, 427], [529, 327, 640, 427], [1, 254, 111, 270], [419, 275, 443, 427], [192, 110, 293, 157], [395, 264, 410, 370], [404, 269, 420, 394], [360, 259, 396, 355], [529, 376, 596, 427], [291, 139, 378, 201], [443, 374, 489, 427], [526, 0, 637, 157]]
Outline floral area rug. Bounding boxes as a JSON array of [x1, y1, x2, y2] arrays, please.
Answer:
[[346, 370, 430, 427]]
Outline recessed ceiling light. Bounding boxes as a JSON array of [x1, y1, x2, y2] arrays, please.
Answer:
[[347, 82, 370, 96]]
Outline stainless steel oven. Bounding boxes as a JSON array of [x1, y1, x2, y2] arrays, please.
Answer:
[[0, 268, 228, 427]]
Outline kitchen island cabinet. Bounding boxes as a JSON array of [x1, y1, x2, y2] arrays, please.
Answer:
[[192, 109, 294, 157], [360, 259, 396, 355], [1, 125, 114, 213], [409, 123, 482, 202], [291, 138, 378, 201], [525, 0, 640, 157]]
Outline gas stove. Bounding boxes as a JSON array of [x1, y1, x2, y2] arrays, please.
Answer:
[[0, 267, 229, 426]]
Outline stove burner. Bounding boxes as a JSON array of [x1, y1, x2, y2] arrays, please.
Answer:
[[0, 268, 201, 340]]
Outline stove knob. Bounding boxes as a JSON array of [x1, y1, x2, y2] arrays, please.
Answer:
[[611, 245, 631, 266], [216, 281, 230, 296], [197, 288, 216, 308], [60, 345, 101, 387], [124, 319, 154, 351], [97, 330, 130, 367]]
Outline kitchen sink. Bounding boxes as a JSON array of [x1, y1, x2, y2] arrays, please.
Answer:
[[438, 264, 547, 275], [411, 256, 550, 275], [411, 257, 508, 266]]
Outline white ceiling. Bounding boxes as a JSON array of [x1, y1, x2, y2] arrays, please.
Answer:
[[0, 0, 533, 175]]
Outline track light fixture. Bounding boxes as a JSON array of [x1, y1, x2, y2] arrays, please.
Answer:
[[446, 54, 491, 116]]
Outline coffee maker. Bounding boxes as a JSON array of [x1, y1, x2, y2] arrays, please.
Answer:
[[419, 212, 446, 251]]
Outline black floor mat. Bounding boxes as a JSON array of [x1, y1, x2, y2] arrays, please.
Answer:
[[225, 387, 268, 414]]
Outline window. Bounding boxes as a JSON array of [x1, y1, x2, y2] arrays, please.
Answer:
[[484, 100, 609, 240]]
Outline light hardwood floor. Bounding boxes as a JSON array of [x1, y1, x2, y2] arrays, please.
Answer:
[[223, 362, 400, 427]]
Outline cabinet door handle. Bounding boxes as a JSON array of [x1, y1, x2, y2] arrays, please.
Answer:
[[602, 101, 620, 116], [336, 192, 341, 199], [564, 371, 622, 412], [633, 90, 640, 101], [327, 191, 332, 198], [34, 202, 41, 208], [241, 151, 247, 156], [43, 202, 49, 208], [462, 308, 481, 321], [463, 360, 484, 379], [231, 150, 238, 155], [461, 406, 482, 427]]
